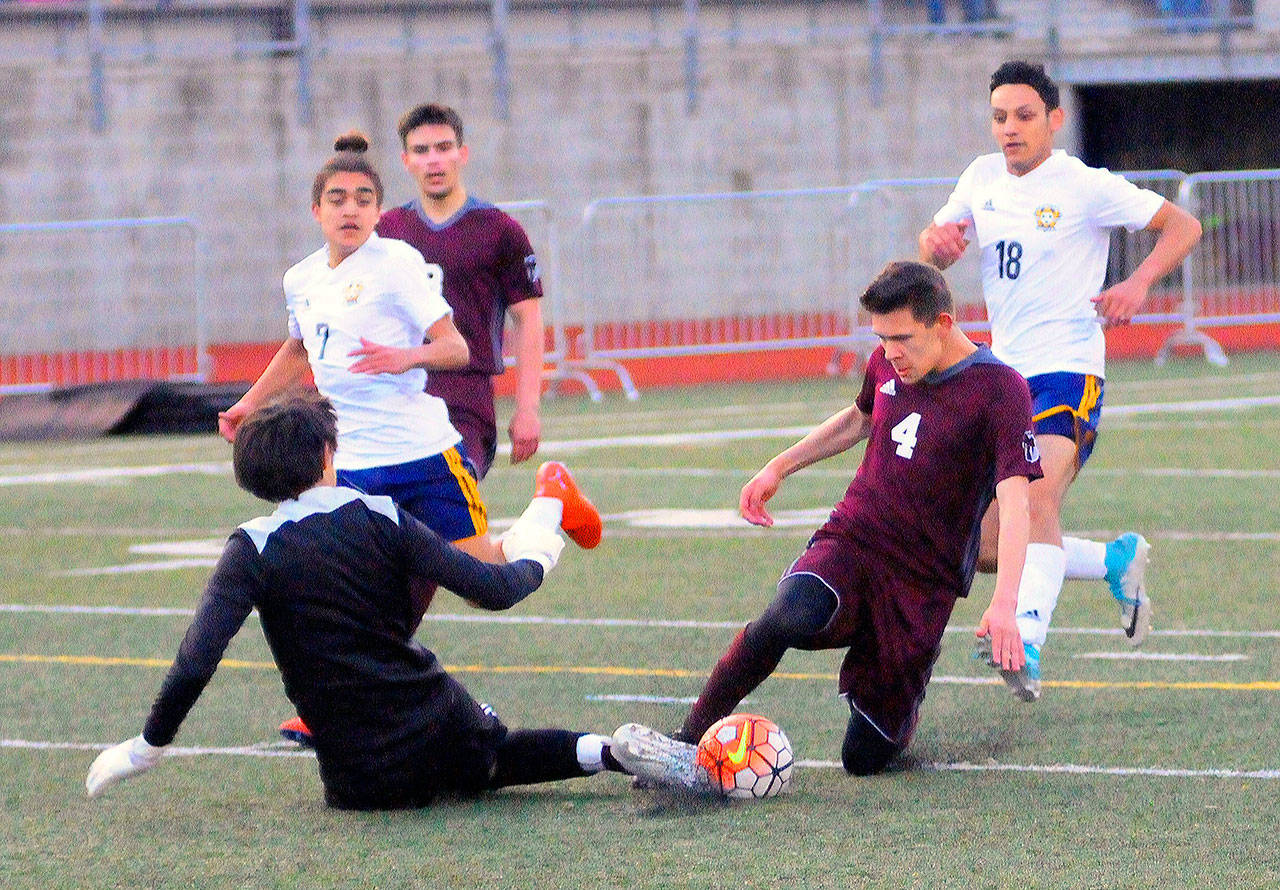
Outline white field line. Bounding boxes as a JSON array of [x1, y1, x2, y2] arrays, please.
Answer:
[[1073, 651, 1247, 662], [7, 737, 1275, 780], [3, 602, 1279, 641], [795, 759, 1280, 780], [39, 519, 1280, 577], [3, 391, 1277, 486]]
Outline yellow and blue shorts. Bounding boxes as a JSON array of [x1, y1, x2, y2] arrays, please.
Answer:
[[1027, 372, 1104, 469], [336, 447, 488, 543]]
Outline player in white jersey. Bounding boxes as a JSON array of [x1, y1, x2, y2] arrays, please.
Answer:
[[217, 131, 603, 743], [919, 61, 1202, 700]]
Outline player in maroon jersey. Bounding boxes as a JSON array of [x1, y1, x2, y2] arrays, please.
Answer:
[[611, 262, 1042, 787], [377, 104, 543, 480]]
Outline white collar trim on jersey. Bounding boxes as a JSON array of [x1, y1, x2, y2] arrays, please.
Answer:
[[238, 485, 400, 553]]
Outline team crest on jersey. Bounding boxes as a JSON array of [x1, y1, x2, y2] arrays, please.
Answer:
[[524, 254, 541, 285], [1034, 205, 1061, 231], [1023, 430, 1040, 463], [343, 281, 364, 305]]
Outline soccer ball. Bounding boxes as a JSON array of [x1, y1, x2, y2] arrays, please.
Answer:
[[695, 713, 794, 799]]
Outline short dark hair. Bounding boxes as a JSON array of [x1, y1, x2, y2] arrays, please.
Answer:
[[989, 60, 1059, 111], [233, 393, 338, 503], [859, 261, 954, 323], [397, 103, 464, 147], [311, 130, 384, 207]]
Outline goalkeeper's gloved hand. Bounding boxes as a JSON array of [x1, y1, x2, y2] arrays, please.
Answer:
[[499, 518, 566, 573], [86, 734, 167, 798]]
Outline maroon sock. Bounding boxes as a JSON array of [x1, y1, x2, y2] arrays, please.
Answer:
[[678, 627, 786, 742]]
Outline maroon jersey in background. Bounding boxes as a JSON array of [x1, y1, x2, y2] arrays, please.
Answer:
[[378, 198, 543, 477], [377, 197, 542, 375], [830, 344, 1042, 594]]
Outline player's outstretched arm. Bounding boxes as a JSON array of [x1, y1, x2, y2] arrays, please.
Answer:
[[86, 735, 167, 798], [976, 474, 1030, 671], [740, 405, 871, 527], [1092, 201, 1203, 326], [918, 221, 970, 270], [218, 338, 311, 442]]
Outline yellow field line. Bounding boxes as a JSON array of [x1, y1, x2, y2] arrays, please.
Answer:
[[2, 652, 1279, 691]]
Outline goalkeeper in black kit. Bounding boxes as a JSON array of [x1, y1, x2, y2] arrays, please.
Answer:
[[86, 393, 630, 810]]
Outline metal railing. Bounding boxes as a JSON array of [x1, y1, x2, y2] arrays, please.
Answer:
[[11, 170, 1280, 397], [0, 216, 210, 394]]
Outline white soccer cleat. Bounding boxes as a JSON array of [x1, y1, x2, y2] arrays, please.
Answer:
[[1106, 533, 1153, 646], [611, 723, 709, 793]]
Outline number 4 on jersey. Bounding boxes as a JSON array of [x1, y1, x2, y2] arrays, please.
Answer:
[[891, 412, 921, 458]]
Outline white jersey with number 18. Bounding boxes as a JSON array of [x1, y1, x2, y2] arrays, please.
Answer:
[[934, 150, 1164, 379]]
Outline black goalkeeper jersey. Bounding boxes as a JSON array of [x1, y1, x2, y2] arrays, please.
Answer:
[[141, 486, 542, 802]]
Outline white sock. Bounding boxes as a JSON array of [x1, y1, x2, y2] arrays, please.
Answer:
[[520, 496, 563, 532], [576, 733, 609, 773], [1015, 543, 1066, 648], [1063, 536, 1107, 580]]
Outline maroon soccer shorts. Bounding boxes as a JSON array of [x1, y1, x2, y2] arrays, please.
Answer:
[[784, 528, 960, 745]]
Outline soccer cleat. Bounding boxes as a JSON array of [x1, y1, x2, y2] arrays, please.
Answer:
[[534, 461, 603, 549], [611, 723, 709, 793], [279, 716, 314, 748], [1106, 533, 1153, 646], [975, 637, 1042, 702]]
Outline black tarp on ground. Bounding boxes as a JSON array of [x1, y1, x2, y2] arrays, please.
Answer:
[[0, 381, 249, 441]]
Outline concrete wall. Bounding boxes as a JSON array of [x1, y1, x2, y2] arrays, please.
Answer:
[[13, 1, 1250, 357]]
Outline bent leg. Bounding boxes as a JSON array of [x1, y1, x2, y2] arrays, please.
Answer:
[[678, 573, 837, 742]]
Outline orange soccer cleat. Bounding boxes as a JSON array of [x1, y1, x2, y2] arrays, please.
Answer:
[[279, 715, 314, 748], [534, 461, 603, 549]]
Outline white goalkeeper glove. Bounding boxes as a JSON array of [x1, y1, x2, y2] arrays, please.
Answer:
[[499, 518, 566, 573], [86, 734, 167, 798]]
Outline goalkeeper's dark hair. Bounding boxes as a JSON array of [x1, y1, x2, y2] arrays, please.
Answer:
[[233, 393, 338, 503], [311, 129, 384, 207], [989, 60, 1059, 111], [860, 260, 953, 324]]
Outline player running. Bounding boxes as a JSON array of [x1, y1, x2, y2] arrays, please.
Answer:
[[216, 131, 601, 745], [612, 262, 1041, 788], [918, 60, 1202, 700], [86, 394, 630, 809], [378, 103, 545, 480]]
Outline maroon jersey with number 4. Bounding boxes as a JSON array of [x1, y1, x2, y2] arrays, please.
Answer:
[[377, 198, 542, 376], [830, 344, 1042, 594]]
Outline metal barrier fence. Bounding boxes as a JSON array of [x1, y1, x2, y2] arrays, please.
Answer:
[[0, 216, 210, 394], [9, 170, 1280, 399], [565, 171, 1202, 394], [1165, 169, 1280, 365], [568, 187, 865, 399]]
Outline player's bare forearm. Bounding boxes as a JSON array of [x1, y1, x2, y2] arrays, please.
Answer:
[[772, 405, 871, 480], [507, 299, 544, 463], [219, 338, 310, 441], [1095, 203, 1202, 325], [979, 475, 1030, 670], [1135, 201, 1203, 284]]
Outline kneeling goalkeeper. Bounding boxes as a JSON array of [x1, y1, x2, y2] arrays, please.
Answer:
[[86, 393, 628, 809]]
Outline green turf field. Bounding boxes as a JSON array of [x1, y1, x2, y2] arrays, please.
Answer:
[[2, 353, 1278, 888]]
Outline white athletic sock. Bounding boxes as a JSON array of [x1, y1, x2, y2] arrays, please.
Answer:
[[1063, 536, 1107, 580], [520, 496, 564, 532], [576, 733, 610, 773], [1015, 543, 1067, 648]]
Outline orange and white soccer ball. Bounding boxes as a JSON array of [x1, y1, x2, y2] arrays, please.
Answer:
[[695, 713, 794, 799]]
